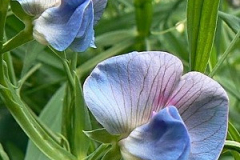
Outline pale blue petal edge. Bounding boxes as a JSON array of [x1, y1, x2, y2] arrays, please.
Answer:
[[83, 51, 183, 135], [119, 106, 190, 160], [166, 72, 229, 160]]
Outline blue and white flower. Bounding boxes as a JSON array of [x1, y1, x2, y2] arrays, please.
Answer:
[[83, 51, 229, 160], [17, 0, 107, 52]]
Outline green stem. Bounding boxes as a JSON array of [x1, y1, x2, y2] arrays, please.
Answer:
[[0, 53, 76, 159], [58, 51, 91, 159], [0, 0, 33, 54], [1, 27, 33, 54], [17, 63, 42, 95], [134, 0, 152, 37], [62, 59, 75, 89], [3, 52, 17, 85], [134, 0, 152, 51], [0, 36, 76, 160], [0, 0, 9, 50], [209, 29, 240, 77], [0, 85, 77, 160], [70, 51, 78, 73], [0, 54, 5, 84], [50, 48, 75, 89]]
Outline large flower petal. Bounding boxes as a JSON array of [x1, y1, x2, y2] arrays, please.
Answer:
[[83, 51, 183, 134], [119, 106, 190, 160], [166, 72, 228, 160], [33, 0, 94, 51], [17, 0, 60, 15]]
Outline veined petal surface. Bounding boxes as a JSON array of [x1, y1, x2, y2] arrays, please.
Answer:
[[119, 106, 190, 160], [33, 0, 93, 51], [83, 51, 183, 134], [166, 72, 228, 160]]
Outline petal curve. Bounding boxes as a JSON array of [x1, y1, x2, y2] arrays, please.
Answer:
[[69, 1, 95, 52], [119, 106, 190, 160], [166, 72, 228, 160], [33, 0, 94, 51], [83, 51, 183, 135]]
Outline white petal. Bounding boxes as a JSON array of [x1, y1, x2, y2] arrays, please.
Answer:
[[17, 0, 60, 15]]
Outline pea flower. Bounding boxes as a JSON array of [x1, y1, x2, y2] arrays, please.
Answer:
[[17, 0, 107, 52], [83, 51, 229, 160]]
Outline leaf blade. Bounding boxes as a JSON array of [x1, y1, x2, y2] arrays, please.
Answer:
[[187, 0, 220, 72]]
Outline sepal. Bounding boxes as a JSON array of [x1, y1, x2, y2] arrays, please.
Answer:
[[84, 128, 120, 144]]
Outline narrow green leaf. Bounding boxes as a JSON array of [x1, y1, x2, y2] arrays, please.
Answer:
[[187, 0, 220, 72], [228, 121, 240, 142], [224, 140, 240, 153], [209, 29, 240, 77], [71, 75, 91, 159], [0, 80, 75, 160], [0, 144, 9, 160], [84, 128, 120, 144], [25, 85, 65, 160], [219, 11, 240, 34], [227, 122, 240, 159]]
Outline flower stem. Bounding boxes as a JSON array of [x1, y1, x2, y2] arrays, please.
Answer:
[[51, 48, 91, 159], [0, 53, 76, 160], [0, 4, 76, 157], [3, 52, 17, 85], [0, 0, 9, 51], [0, 27, 33, 54], [0, 82, 77, 160]]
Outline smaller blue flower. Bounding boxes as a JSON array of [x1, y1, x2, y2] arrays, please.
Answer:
[[83, 51, 229, 160], [17, 0, 107, 52]]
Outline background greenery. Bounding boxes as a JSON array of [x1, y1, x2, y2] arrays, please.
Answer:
[[0, 0, 240, 159]]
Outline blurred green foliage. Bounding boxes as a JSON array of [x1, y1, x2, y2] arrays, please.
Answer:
[[0, 0, 240, 159]]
